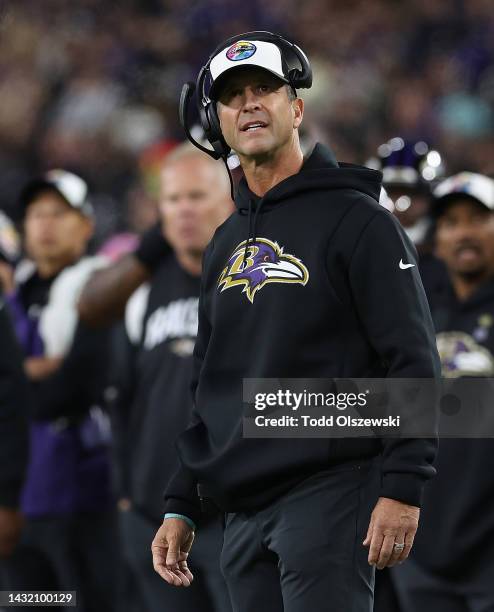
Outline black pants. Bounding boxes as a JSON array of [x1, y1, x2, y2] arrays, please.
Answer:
[[1, 511, 117, 612], [392, 556, 494, 612], [374, 568, 402, 612], [220, 460, 379, 612], [119, 506, 231, 612]]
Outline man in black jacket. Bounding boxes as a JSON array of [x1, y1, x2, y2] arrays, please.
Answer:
[[3, 171, 116, 611], [393, 171, 494, 611], [152, 32, 440, 611]]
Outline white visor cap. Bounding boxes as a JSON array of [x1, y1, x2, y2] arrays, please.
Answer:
[[209, 39, 289, 99], [21, 169, 94, 218], [433, 172, 494, 211]]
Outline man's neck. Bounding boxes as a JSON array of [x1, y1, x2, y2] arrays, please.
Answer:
[[36, 258, 73, 279], [176, 251, 202, 277], [451, 270, 493, 302], [240, 139, 304, 197]]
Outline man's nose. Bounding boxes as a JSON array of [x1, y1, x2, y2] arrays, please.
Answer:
[[38, 214, 58, 226], [176, 199, 196, 215], [241, 87, 261, 110], [454, 223, 480, 242]]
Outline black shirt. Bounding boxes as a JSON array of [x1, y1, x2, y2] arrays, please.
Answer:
[[412, 277, 494, 579], [124, 254, 200, 522]]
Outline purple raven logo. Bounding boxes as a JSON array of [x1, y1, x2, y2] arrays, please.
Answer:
[[218, 238, 309, 303], [436, 331, 494, 377]]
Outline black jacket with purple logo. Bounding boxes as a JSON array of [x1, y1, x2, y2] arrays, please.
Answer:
[[164, 143, 440, 524], [412, 277, 494, 579]]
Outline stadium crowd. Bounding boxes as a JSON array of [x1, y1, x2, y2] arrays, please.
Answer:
[[0, 0, 493, 243], [1, 2, 494, 611]]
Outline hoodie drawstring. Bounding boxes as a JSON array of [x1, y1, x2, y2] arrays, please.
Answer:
[[242, 198, 264, 269], [242, 199, 254, 268], [252, 199, 263, 243]]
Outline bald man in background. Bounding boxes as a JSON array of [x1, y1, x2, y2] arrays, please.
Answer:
[[79, 144, 233, 611]]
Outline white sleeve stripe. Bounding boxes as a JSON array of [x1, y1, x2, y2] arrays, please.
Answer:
[[125, 283, 151, 345]]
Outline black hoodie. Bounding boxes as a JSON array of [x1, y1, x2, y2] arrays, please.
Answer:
[[164, 143, 440, 524], [412, 277, 494, 579]]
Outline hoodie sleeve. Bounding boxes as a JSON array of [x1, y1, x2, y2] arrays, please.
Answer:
[[162, 241, 215, 524], [348, 210, 440, 507], [162, 322, 208, 524]]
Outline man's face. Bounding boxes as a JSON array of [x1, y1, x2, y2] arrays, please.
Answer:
[[24, 191, 93, 268], [159, 156, 233, 257], [435, 198, 494, 278], [216, 67, 303, 159]]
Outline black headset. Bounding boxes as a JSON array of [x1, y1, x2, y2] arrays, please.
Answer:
[[180, 31, 313, 160]]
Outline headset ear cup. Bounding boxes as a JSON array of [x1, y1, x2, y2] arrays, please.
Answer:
[[285, 43, 312, 89], [205, 102, 230, 157], [207, 104, 221, 142], [199, 105, 211, 139]]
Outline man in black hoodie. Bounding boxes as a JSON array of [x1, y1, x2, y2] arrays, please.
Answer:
[[152, 32, 440, 611], [393, 172, 494, 611]]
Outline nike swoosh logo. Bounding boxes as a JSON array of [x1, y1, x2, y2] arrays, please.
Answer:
[[399, 259, 415, 270]]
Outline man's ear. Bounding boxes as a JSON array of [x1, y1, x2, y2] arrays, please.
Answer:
[[292, 98, 304, 129]]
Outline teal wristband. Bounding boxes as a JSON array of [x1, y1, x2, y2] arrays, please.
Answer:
[[164, 513, 196, 530]]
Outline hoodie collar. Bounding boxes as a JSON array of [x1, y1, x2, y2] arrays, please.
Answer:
[[234, 142, 382, 268], [235, 142, 381, 213]]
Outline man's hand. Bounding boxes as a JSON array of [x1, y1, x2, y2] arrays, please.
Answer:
[[363, 496, 419, 569], [24, 356, 63, 381], [151, 518, 195, 587], [0, 260, 14, 294], [0, 507, 23, 558]]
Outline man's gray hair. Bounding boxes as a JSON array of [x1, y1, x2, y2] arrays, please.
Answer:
[[286, 85, 297, 101]]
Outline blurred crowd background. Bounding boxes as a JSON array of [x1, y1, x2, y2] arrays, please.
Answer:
[[1, 0, 493, 244], [2, 2, 494, 611]]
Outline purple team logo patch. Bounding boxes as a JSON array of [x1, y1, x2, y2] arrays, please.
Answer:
[[226, 41, 257, 61], [436, 331, 494, 377], [218, 237, 309, 303]]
